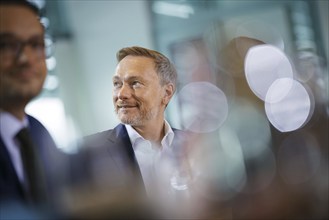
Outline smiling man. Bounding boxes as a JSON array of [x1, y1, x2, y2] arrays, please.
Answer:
[[111, 47, 180, 196], [80, 46, 181, 187], [72, 47, 191, 217], [113, 47, 175, 144]]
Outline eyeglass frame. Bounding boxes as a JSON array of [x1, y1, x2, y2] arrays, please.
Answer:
[[0, 34, 53, 62]]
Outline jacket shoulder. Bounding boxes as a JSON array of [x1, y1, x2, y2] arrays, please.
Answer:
[[82, 129, 114, 148]]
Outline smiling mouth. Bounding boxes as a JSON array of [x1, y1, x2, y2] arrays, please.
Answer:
[[118, 105, 137, 109]]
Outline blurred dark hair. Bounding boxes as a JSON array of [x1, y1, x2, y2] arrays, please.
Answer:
[[0, 0, 40, 16]]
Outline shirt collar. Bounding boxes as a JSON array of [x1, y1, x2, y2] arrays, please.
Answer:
[[161, 120, 174, 149], [0, 110, 29, 140], [125, 120, 175, 150]]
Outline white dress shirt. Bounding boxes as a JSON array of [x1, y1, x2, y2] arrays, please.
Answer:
[[125, 120, 175, 196], [0, 111, 29, 184]]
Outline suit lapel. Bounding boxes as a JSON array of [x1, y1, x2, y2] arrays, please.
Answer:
[[106, 124, 139, 170], [106, 124, 145, 191], [113, 124, 136, 161], [106, 124, 187, 170]]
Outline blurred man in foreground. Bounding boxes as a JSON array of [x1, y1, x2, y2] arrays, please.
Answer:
[[0, 0, 66, 217]]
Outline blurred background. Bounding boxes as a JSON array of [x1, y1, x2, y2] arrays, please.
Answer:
[[26, 0, 328, 149], [24, 0, 327, 219], [27, 0, 329, 148]]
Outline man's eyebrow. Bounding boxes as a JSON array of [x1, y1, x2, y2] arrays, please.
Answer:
[[112, 76, 120, 81], [0, 33, 16, 39], [0, 33, 44, 40], [112, 75, 144, 81], [127, 76, 143, 81]]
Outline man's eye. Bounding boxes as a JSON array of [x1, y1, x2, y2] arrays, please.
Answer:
[[0, 41, 18, 50], [30, 40, 45, 49], [132, 81, 141, 87], [113, 81, 122, 87]]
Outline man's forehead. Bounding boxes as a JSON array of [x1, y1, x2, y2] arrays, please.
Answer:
[[119, 55, 155, 67], [113, 55, 161, 83], [0, 5, 43, 37], [116, 56, 156, 72]]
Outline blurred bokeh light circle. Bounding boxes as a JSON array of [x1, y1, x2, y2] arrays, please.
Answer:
[[244, 45, 294, 101], [176, 82, 228, 133], [172, 42, 201, 74], [265, 78, 312, 132]]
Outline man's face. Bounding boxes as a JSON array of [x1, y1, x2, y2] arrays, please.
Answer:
[[113, 55, 167, 126], [0, 5, 47, 107]]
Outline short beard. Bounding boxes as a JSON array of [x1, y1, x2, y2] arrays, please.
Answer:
[[0, 86, 37, 108], [116, 107, 157, 126]]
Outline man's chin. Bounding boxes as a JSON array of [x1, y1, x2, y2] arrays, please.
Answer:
[[3, 86, 40, 104], [119, 116, 142, 126]]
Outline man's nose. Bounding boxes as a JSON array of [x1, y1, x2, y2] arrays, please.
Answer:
[[117, 84, 132, 99], [16, 45, 35, 63]]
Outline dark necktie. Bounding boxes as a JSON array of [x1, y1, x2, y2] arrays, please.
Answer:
[[16, 128, 47, 204]]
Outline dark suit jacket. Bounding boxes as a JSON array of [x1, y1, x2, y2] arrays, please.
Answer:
[[68, 123, 190, 218], [71, 123, 189, 198], [0, 115, 67, 207]]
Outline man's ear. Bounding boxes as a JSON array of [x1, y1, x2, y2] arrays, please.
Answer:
[[162, 83, 174, 105]]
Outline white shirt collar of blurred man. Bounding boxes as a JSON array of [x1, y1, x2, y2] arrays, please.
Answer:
[[0, 110, 29, 183]]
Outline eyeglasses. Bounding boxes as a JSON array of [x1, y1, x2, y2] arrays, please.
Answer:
[[0, 35, 52, 61]]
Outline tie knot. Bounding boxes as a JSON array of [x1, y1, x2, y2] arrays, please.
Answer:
[[16, 128, 34, 148], [16, 127, 30, 138]]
